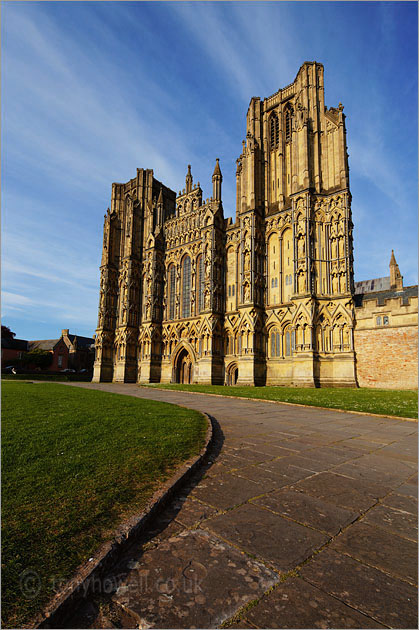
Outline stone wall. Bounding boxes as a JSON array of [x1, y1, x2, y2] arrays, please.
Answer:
[[354, 326, 418, 389]]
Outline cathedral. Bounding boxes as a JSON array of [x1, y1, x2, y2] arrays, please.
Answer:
[[93, 61, 358, 387]]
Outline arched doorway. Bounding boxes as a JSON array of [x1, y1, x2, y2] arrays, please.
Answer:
[[226, 363, 239, 386], [175, 348, 193, 384]]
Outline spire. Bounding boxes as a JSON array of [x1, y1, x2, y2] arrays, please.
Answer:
[[390, 249, 397, 266], [389, 249, 403, 290], [212, 158, 222, 202], [212, 158, 222, 178], [185, 164, 193, 194], [157, 186, 163, 205]]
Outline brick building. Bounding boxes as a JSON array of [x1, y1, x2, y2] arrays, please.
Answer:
[[28, 329, 94, 371], [2, 329, 94, 372], [354, 252, 418, 389], [1, 337, 29, 367]]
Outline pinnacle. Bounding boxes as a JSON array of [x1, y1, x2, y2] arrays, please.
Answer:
[[185, 164, 193, 193], [212, 158, 222, 177], [390, 249, 397, 265]]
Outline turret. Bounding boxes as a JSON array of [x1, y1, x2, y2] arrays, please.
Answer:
[[390, 250, 403, 290], [212, 158, 222, 202]]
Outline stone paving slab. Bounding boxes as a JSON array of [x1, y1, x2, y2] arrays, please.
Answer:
[[224, 447, 278, 464], [112, 529, 279, 629], [230, 465, 296, 491], [274, 437, 328, 450], [251, 489, 358, 536], [396, 482, 418, 498], [204, 503, 329, 571], [190, 472, 263, 509], [383, 491, 418, 513], [377, 446, 418, 465], [174, 498, 218, 528], [300, 548, 418, 628], [332, 460, 412, 488], [211, 449, 255, 470], [291, 471, 388, 512], [302, 445, 364, 464], [336, 438, 390, 451], [259, 458, 318, 482], [244, 577, 385, 629], [357, 452, 417, 476], [329, 521, 418, 584], [282, 453, 345, 473], [248, 443, 303, 458], [362, 502, 418, 541]]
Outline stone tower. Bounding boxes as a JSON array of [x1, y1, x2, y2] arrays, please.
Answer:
[[93, 62, 356, 386], [230, 61, 355, 386]]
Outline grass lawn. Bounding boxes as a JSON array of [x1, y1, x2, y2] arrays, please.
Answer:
[[2, 382, 206, 628], [143, 384, 418, 419]]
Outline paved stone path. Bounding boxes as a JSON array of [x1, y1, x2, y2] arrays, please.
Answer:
[[64, 383, 418, 629]]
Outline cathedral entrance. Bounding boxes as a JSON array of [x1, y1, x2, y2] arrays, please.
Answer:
[[175, 348, 193, 384], [226, 363, 239, 386]]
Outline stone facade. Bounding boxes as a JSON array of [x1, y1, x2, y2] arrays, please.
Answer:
[[354, 254, 418, 389], [93, 61, 358, 386]]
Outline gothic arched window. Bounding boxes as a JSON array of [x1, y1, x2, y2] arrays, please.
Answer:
[[270, 329, 281, 357], [284, 326, 294, 357], [182, 255, 191, 318], [227, 335, 234, 355], [285, 106, 294, 143], [270, 113, 279, 149], [197, 255, 204, 313], [168, 265, 175, 320]]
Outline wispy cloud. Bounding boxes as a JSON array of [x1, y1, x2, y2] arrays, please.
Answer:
[[1, 2, 417, 340]]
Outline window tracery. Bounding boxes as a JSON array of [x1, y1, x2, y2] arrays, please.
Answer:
[[284, 105, 294, 143], [168, 265, 175, 320], [197, 255, 204, 313], [270, 113, 279, 149], [182, 256, 191, 318]]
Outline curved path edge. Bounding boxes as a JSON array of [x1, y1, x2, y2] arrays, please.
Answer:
[[34, 391, 213, 629], [141, 385, 418, 423]]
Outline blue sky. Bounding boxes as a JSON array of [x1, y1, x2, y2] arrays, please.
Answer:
[[2, 1, 417, 340]]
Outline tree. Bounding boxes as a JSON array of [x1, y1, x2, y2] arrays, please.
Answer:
[[21, 350, 53, 370], [1, 325, 16, 340]]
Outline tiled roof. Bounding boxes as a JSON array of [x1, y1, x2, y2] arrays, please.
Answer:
[[354, 285, 418, 307], [28, 339, 59, 351], [354, 277, 390, 294], [67, 334, 94, 348]]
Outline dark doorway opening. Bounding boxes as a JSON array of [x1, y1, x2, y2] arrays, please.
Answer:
[[226, 363, 239, 386], [175, 348, 193, 384]]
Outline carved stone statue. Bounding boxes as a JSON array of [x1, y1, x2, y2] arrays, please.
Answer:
[[244, 283, 250, 302], [244, 251, 250, 272]]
